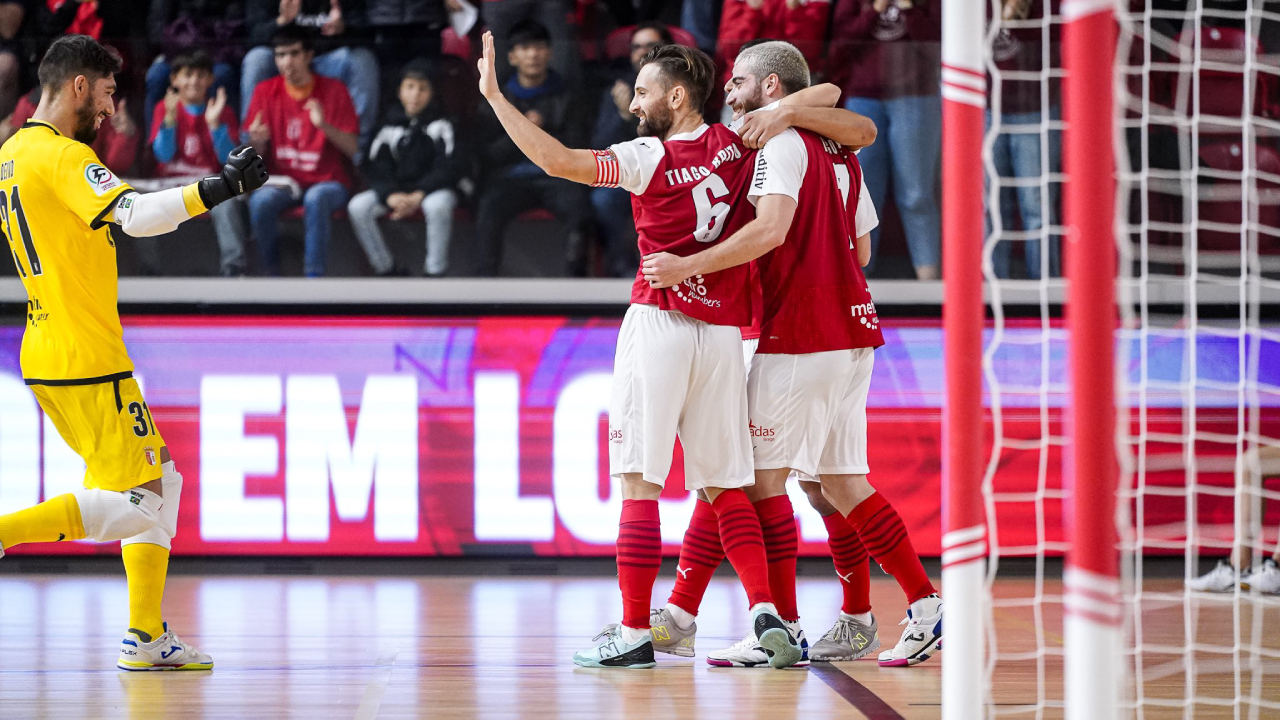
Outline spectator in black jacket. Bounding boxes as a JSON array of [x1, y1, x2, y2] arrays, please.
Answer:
[[590, 22, 671, 277], [240, 0, 380, 150], [473, 19, 590, 276], [348, 61, 461, 276]]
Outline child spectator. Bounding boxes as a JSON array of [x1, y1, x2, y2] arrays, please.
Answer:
[[483, 0, 579, 85], [473, 19, 589, 276], [245, 24, 359, 277], [149, 50, 248, 277], [347, 60, 461, 277], [145, 0, 243, 130], [242, 0, 379, 153]]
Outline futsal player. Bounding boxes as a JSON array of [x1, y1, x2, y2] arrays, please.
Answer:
[[0, 35, 268, 670], [643, 41, 944, 668], [477, 30, 874, 668]]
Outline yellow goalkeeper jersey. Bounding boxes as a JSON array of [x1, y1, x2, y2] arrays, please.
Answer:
[[0, 120, 135, 383]]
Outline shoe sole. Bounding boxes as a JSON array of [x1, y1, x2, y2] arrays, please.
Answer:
[[879, 634, 942, 667], [706, 657, 810, 668], [117, 660, 214, 671], [811, 637, 882, 662], [572, 656, 656, 669], [758, 628, 802, 669], [653, 645, 695, 658]]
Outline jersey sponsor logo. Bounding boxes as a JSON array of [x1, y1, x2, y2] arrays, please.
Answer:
[[84, 163, 121, 196], [608, 427, 623, 443], [672, 276, 722, 308], [749, 421, 775, 440], [753, 154, 768, 190], [852, 300, 880, 331]]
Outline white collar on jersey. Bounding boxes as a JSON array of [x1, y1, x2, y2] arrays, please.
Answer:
[[667, 124, 710, 142]]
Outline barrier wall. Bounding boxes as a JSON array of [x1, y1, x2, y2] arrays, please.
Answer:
[[0, 313, 1274, 556]]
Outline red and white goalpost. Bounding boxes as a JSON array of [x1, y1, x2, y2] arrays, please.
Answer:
[[945, 0, 1278, 715], [943, 0, 1122, 716]]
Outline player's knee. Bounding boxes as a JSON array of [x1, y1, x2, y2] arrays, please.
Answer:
[[802, 481, 837, 515], [121, 526, 171, 551], [73, 487, 164, 543]]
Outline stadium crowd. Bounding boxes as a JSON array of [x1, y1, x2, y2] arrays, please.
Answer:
[[9, 0, 1258, 279]]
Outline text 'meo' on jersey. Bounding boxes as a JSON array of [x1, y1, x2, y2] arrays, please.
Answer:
[[747, 123, 884, 355], [591, 123, 756, 328], [0, 121, 136, 383]]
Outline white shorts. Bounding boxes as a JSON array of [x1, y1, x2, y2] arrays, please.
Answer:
[[609, 305, 754, 491], [747, 347, 875, 479], [742, 337, 759, 370]]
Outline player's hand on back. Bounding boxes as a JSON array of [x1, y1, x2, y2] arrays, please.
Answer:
[[477, 31, 500, 101], [642, 252, 695, 290], [736, 107, 791, 150]]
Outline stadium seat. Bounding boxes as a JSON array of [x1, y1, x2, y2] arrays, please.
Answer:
[[1196, 139, 1280, 254]]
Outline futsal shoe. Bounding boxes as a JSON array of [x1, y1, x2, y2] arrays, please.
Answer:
[[1187, 559, 1237, 592], [707, 622, 809, 668], [878, 595, 943, 667], [117, 623, 214, 671], [1241, 558, 1280, 594], [573, 625, 656, 669], [811, 613, 881, 662], [648, 607, 697, 657]]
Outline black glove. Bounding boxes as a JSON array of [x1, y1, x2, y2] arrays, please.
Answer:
[[197, 144, 269, 209]]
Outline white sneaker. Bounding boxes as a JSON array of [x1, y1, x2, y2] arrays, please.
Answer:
[[1241, 558, 1280, 594], [117, 624, 213, 671], [1187, 560, 1237, 592], [878, 595, 942, 667], [706, 621, 810, 668]]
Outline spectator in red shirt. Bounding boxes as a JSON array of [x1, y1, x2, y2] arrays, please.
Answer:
[[717, 0, 833, 89], [149, 50, 248, 277], [244, 24, 359, 277], [830, 0, 941, 280]]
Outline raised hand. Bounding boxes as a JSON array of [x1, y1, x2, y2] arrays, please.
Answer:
[[205, 87, 227, 130], [278, 0, 301, 25], [162, 87, 180, 126], [305, 99, 325, 128], [248, 112, 270, 146], [110, 97, 134, 135], [477, 31, 500, 101], [321, 0, 344, 36]]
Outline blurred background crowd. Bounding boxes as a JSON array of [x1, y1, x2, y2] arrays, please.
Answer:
[[0, 0, 1274, 279]]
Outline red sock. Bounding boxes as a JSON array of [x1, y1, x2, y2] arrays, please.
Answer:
[[822, 511, 871, 615], [845, 492, 936, 604], [667, 499, 724, 615], [754, 495, 799, 622], [617, 499, 662, 629], [711, 489, 772, 608]]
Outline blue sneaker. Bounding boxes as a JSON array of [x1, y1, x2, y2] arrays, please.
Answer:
[[573, 625, 657, 669], [879, 594, 943, 667]]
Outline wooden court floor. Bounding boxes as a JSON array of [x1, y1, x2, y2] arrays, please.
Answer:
[[0, 573, 1275, 719]]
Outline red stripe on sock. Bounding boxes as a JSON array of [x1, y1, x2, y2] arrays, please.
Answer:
[[618, 499, 661, 628], [844, 493, 936, 604], [755, 495, 799, 622], [667, 500, 724, 615], [711, 489, 772, 608], [823, 512, 872, 615]]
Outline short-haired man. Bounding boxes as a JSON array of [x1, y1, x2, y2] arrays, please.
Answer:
[[477, 30, 876, 668], [149, 50, 247, 277], [0, 34, 267, 669], [644, 40, 943, 668], [245, 24, 359, 276]]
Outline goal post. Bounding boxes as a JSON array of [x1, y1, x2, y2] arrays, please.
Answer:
[[1061, 1, 1122, 719], [940, 1, 989, 719]]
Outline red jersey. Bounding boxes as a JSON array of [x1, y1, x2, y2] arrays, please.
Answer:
[[148, 103, 240, 177], [592, 124, 756, 327], [245, 75, 357, 188], [748, 127, 883, 354]]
